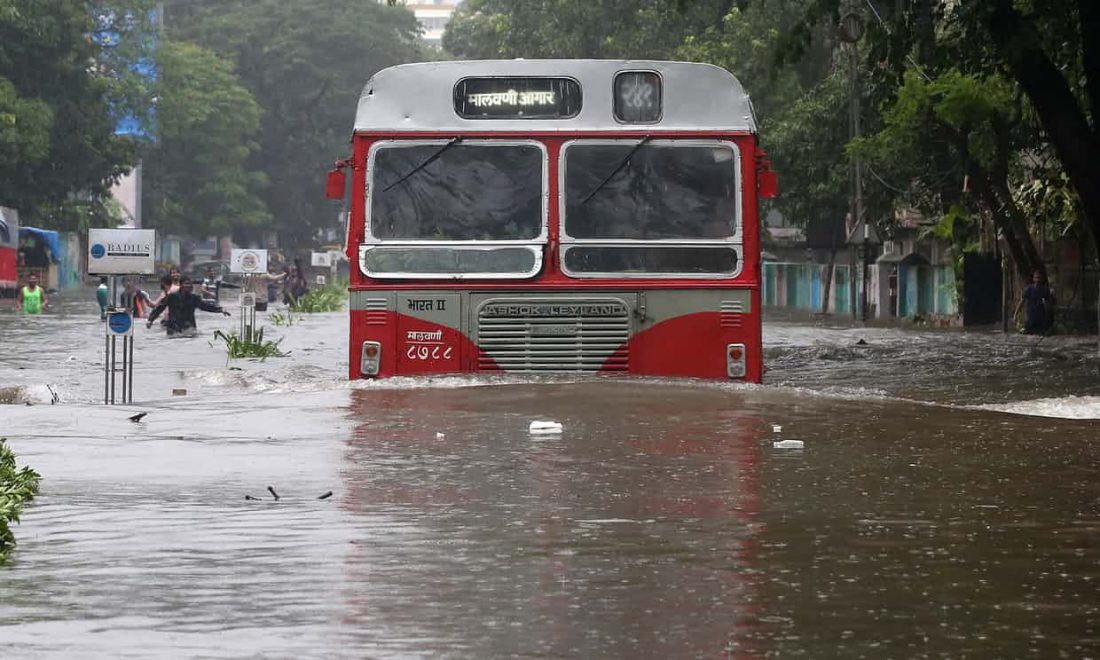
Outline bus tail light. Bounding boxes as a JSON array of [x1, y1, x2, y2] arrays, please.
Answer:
[[727, 343, 746, 379], [361, 341, 382, 377]]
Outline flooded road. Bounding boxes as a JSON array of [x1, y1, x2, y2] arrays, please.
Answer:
[[1, 295, 1098, 657]]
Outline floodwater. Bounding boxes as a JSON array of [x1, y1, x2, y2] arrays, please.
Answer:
[[1, 293, 1098, 658]]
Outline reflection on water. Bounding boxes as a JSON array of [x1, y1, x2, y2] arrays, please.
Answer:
[[0, 294, 1098, 656]]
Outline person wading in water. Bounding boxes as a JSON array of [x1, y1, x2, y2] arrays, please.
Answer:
[[146, 276, 230, 337], [17, 274, 46, 314], [1013, 270, 1055, 335]]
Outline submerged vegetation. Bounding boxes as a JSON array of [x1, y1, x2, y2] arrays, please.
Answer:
[[268, 310, 303, 327], [0, 439, 41, 566], [212, 327, 287, 361], [289, 280, 347, 314]]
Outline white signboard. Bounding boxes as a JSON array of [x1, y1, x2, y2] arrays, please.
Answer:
[[230, 248, 268, 274], [88, 228, 156, 275], [311, 251, 332, 267]]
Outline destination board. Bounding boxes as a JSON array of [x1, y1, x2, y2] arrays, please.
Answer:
[[454, 77, 582, 119]]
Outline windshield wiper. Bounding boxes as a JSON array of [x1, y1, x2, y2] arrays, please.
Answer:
[[580, 135, 651, 204], [383, 137, 462, 192]]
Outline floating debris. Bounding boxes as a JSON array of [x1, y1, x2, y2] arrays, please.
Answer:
[[773, 439, 805, 449], [128, 412, 147, 423], [267, 486, 280, 501], [529, 420, 563, 435], [172, 389, 187, 396], [771, 424, 804, 449], [318, 491, 333, 500]]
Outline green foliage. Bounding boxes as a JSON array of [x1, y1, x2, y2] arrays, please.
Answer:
[[0, 438, 41, 566], [444, 0, 725, 60], [0, 77, 52, 169], [143, 41, 269, 237], [763, 71, 850, 234], [288, 280, 346, 314], [0, 0, 152, 229], [164, 0, 423, 245], [212, 327, 287, 360], [267, 310, 303, 327]]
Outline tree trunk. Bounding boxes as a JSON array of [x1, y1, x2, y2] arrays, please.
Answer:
[[968, 168, 1038, 282], [820, 249, 835, 315], [984, 1, 1100, 274]]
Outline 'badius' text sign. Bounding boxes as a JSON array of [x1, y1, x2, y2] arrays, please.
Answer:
[[88, 228, 156, 275]]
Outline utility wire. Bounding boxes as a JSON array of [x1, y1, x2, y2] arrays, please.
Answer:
[[863, 0, 934, 82]]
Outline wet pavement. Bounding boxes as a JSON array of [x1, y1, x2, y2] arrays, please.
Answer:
[[0, 294, 1098, 657]]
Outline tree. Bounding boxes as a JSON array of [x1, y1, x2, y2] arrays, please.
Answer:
[[778, 0, 1098, 284], [444, 0, 743, 61], [851, 70, 1049, 282], [0, 0, 150, 230], [142, 42, 269, 238], [974, 1, 1100, 265], [165, 0, 423, 246]]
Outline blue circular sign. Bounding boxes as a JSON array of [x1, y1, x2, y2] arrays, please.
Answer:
[[108, 312, 132, 334], [91, 243, 106, 259]]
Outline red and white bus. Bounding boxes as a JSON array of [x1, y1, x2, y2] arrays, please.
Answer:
[[0, 207, 18, 297], [328, 60, 776, 381]]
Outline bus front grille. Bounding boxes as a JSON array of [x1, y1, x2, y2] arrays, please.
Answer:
[[476, 298, 631, 372]]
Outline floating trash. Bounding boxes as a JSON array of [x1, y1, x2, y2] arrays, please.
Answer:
[[771, 424, 803, 449], [529, 420, 563, 435], [435, 432, 446, 440], [773, 439, 805, 449]]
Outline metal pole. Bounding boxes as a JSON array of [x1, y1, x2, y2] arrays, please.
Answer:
[[121, 335, 127, 404], [110, 335, 117, 404], [848, 41, 861, 320], [128, 332, 134, 403], [104, 334, 110, 405], [862, 234, 870, 321]]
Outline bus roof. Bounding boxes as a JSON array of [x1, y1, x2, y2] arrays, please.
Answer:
[[353, 60, 757, 134]]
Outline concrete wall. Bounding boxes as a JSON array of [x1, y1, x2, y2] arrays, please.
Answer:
[[763, 262, 864, 316], [56, 232, 85, 290], [764, 261, 957, 320]]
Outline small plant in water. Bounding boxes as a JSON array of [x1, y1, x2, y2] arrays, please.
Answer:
[[0, 438, 41, 565], [212, 327, 288, 361], [268, 310, 303, 327], [289, 279, 347, 313]]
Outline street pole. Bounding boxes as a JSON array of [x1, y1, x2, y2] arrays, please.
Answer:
[[839, 11, 865, 321]]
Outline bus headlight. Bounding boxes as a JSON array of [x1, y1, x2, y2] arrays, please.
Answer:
[[726, 343, 746, 379], [361, 341, 382, 377]]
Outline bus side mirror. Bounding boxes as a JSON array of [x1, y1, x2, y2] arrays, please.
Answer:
[[758, 169, 778, 199], [325, 169, 346, 200]]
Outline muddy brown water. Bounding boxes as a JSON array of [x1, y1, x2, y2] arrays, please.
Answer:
[[1, 295, 1098, 657]]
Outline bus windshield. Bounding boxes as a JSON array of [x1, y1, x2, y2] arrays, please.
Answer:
[[563, 141, 738, 240], [370, 142, 544, 241]]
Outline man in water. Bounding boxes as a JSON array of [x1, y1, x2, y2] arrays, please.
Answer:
[[246, 267, 286, 312], [17, 274, 46, 314], [96, 276, 109, 319], [146, 276, 230, 336], [1014, 269, 1055, 335], [120, 278, 153, 318]]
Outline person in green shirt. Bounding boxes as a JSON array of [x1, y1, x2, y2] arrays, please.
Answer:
[[17, 274, 46, 314], [96, 276, 109, 319]]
